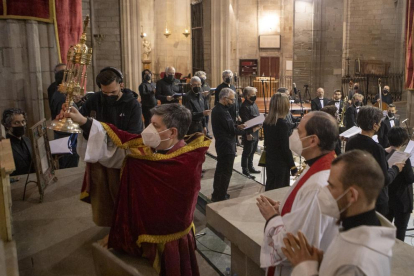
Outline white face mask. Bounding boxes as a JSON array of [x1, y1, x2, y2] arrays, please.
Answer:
[[141, 124, 171, 149], [317, 186, 352, 219], [288, 129, 313, 156]]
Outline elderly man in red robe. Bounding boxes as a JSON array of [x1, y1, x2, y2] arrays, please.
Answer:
[[66, 103, 210, 276]]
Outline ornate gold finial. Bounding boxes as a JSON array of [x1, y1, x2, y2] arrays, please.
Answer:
[[48, 15, 93, 133]]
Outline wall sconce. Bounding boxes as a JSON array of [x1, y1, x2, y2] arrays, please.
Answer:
[[93, 34, 106, 45], [164, 28, 171, 38], [140, 25, 147, 39], [183, 29, 190, 37]]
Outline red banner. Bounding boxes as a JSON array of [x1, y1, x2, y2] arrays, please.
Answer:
[[405, 0, 414, 89]]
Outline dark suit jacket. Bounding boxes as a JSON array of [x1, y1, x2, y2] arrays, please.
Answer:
[[183, 91, 206, 127], [211, 103, 244, 155], [378, 116, 400, 148], [327, 100, 344, 112], [387, 150, 414, 213], [214, 83, 239, 122], [239, 100, 260, 141], [311, 97, 329, 111], [344, 105, 358, 130], [7, 134, 34, 176]]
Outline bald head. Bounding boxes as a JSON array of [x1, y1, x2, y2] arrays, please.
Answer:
[[317, 88, 325, 98], [165, 67, 176, 76]]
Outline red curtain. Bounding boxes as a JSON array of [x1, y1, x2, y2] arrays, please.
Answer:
[[55, 0, 83, 63], [405, 0, 414, 89], [0, 0, 83, 64]]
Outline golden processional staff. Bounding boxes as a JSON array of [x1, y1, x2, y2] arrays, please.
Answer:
[[49, 16, 93, 133]]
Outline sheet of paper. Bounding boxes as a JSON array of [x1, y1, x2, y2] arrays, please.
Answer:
[[339, 126, 361, 138], [244, 114, 265, 129], [387, 151, 410, 168], [404, 140, 414, 166], [49, 136, 71, 155], [173, 93, 185, 97]]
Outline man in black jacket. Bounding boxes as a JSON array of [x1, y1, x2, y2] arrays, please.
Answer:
[[1, 108, 34, 176], [372, 85, 393, 105], [240, 86, 261, 179], [58, 67, 143, 227], [214, 70, 240, 123], [377, 104, 400, 148], [311, 88, 329, 111], [155, 66, 181, 104], [211, 88, 246, 202], [47, 63, 66, 106], [327, 89, 344, 114], [344, 93, 363, 130], [183, 76, 211, 134], [195, 71, 212, 137], [345, 106, 404, 216], [139, 69, 157, 127]]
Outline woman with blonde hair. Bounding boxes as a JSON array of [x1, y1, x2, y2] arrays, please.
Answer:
[[263, 93, 297, 190]]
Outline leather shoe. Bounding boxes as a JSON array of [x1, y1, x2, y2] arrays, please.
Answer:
[[249, 167, 260, 174], [242, 169, 256, 180]]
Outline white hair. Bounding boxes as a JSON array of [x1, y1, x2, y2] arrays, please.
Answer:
[[165, 66, 176, 73], [190, 76, 201, 84], [195, 71, 206, 78], [222, 70, 233, 78], [219, 88, 235, 100], [243, 86, 257, 98]]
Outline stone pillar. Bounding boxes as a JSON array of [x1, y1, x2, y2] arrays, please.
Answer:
[[211, 0, 231, 87], [120, 0, 142, 92]]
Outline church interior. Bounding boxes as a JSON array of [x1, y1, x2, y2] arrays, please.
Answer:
[[1, 0, 414, 275]]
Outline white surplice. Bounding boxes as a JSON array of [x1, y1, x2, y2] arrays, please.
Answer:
[[77, 119, 129, 169], [291, 213, 396, 276], [261, 166, 338, 276]]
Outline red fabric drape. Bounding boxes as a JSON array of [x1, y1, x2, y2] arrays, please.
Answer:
[[0, 0, 83, 64], [405, 0, 414, 89], [55, 0, 82, 63]]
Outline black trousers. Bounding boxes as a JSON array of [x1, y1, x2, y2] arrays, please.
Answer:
[[386, 208, 411, 241], [54, 132, 79, 169], [212, 154, 235, 201], [142, 105, 154, 127], [241, 139, 258, 170], [376, 203, 389, 217], [187, 121, 203, 135]]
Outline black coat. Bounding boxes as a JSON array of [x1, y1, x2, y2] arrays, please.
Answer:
[[155, 77, 181, 104], [285, 112, 300, 136], [345, 134, 399, 208], [7, 134, 34, 176], [311, 97, 329, 111], [239, 100, 260, 141], [344, 105, 358, 130], [183, 91, 206, 134], [79, 90, 143, 134], [387, 150, 414, 213], [211, 103, 244, 155], [139, 82, 157, 107], [214, 83, 239, 122], [377, 117, 400, 148], [264, 119, 295, 189]]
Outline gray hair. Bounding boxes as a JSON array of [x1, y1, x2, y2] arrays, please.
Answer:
[[277, 87, 288, 93], [222, 70, 233, 78], [150, 103, 191, 140], [356, 106, 383, 131], [1, 108, 27, 130], [165, 66, 176, 73], [243, 86, 257, 98], [219, 88, 235, 100], [194, 71, 206, 78], [190, 76, 201, 84]]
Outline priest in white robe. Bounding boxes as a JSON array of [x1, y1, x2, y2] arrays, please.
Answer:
[[282, 150, 396, 276], [257, 111, 340, 276]]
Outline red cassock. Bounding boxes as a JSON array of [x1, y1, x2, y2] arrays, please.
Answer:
[[91, 123, 210, 276]]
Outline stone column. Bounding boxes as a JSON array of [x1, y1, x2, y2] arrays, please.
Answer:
[[119, 0, 141, 92], [211, 0, 231, 87]]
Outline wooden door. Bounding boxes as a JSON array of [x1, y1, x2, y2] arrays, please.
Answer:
[[260, 57, 280, 78], [191, 2, 204, 75]]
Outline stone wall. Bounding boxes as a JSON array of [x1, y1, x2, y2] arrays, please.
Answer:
[[0, 20, 59, 126]]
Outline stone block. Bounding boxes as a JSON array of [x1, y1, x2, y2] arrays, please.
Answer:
[[40, 48, 51, 72]]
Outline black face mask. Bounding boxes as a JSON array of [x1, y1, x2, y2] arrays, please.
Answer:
[[383, 89, 389, 94], [249, 96, 257, 102], [354, 86, 359, 90], [103, 94, 119, 106], [166, 75, 174, 82], [192, 87, 202, 94], [144, 74, 151, 81], [355, 101, 361, 107], [225, 77, 231, 84], [12, 126, 25, 137], [388, 112, 394, 117]]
